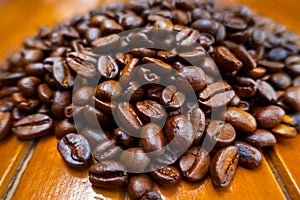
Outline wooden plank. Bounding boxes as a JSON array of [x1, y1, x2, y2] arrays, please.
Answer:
[[0, 135, 31, 198]]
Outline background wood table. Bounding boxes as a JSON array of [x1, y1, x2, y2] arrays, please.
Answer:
[[0, 0, 299, 199]]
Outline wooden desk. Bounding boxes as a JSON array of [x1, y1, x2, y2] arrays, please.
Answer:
[[0, 0, 299, 199]]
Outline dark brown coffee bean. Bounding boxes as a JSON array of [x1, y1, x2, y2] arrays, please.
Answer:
[[93, 139, 122, 162], [128, 174, 153, 200], [247, 67, 266, 79], [198, 82, 235, 108], [92, 34, 120, 53], [94, 97, 116, 116], [210, 146, 239, 187], [200, 57, 219, 76], [100, 19, 123, 34], [178, 48, 206, 66], [24, 63, 45, 77], [113, 127, 137, 148], [139, 123, 165, 156], [66, 52, 97, 78], [0, 87, 19, 99], [96, 80, 122, 101], [172, 9, 189, 25], [271, 124, 297, 138], [179, 146, 210, 182], [97, 55, 119, 80], [12, 108, 25, 120], [12, 114, 53, 139], [270, 73, 292, 90], [53, 59, 75, 89], [224, 17, 247, 30], [54, 118, 76, 138], [233, 77, 257, 98], [81, 127, 110, 151], [283, 86, 300, 111], [89, 160, 128, 188], [234, 141, 262, 169], [83, 105, 114, 130], [164, 114, 193, 152], [37, 84, 53, 104], [243, 129, 277, 148], [151, 165, 181, 186], [131, 48, 156, 58], [115, 53, 133, 66], [0, 112, 12, 140], [191, 19, 225, 41], [157, 50, 177, 63], [251, 105, 285, 129], [120, 14, 145, 30], [17, 76, 41, 98], [160, 85, 185, 111], [122, 81, 145, 102], [146, 84, 165, 102], [57, 133, 91, 167], [51, 91, 71, 119], [73, 87, 94, 106], [0, 72, 25, 86], [15, 96, 39, 113], [142, 57, 172, 74], [116, 102, 143, 134], [187, 107, 206, 145], [256, 80, 277, 103], [136, 100, 166, 122], [177, 66, 206, 92], [225, 107, 257, 133], [176, 29, 200, 49], [206, 120, 236, 147], [285, 55, 300, 75], [119, 58, 140, 85], [120, 147, 150, 173], [267, 47, 288, 62], [22, 49, 44, 64], [214, 46, 243, 72]]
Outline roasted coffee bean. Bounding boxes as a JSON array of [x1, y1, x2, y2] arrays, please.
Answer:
[[119, 58, 139, 85], [157, 50, 177, 63], [100, 19, 123, 34], [271, 124, 297, 138], [270, 73, 292, 90], [53, 59, 75, 89], [51, 91, 71, 119], [81, 127, 110, 151], [93, 139, 122, 162], [54, 118, 76, 138], [256, 80, 277, 103], [120, 147, 150, 173], [206, 120, 236, 147], [283, 86, 300, 111], [146, 84, 165, 102], [15, 97, 40, 113], [113, 127, 137, 148], [178, 48, 206, 66], [139, 123, 165, 156], [37, 84, 53, 104], [160, 85, 185, 111], [267, 47, 289, 62], [115, 53, 133, 66], [214, 46, 243, 72], [128, 174, 153, 200], [0, 72, 25, 86], [164, 114, 193, 153], [0, 112, 12, 140], [24, 63, 45, 77], [251, 105, 285, 129], [85, 27, 101, 43], [151, 165, 181, 186], [131, 48, 156, 59], [116, 102, 143, 134], [94, 97, 116, 116], [83, 105, 114, 130], [243, 129, 277, 148], [89, 160, 128, 188], [200, 57, 220, 76], [73, 87, 94, 106], [176, 29, 200, 49], [58, 133, 91, 167], [187, 107, 206, 145], [66, 53, 97, 78], [258, 60, 285, 73], [140, 189, 163, 200], [12, 114, 53, 139], [177, 66, 206, 92], [0, 87, 19, 98], [191, 19, 225, 41], [122, 81, 145, 102], [198, 82, 235, 108], [17, 76, 41, 98], [225, 107, 257, 133], [247, 67, 267, 79], [233, 77, 257, 98], [179, 146, 210, 182], [142, 57, 172, 74], [12, 108, 25, 120], [285, 55, 300, 75], [210, 146, 239, 187], [234, 141, 262, 169], [97, 55, 119, 80], [136, 100, 166, 122], [120, 14, 145, 30], [92, 34, 120, 53]]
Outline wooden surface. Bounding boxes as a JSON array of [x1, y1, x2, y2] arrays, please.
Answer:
[[0, 0, 300, 199]]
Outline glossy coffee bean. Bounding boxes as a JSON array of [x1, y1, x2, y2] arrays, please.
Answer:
[[225, 107, 257, 133], [243, 129, 277, 148], [83, 105, 114, 130], [92, 34, 120, 54], [270, 73, 292, 90], [66, 53, 97, 78], [139, 123, 165, 156], [271, 124, 297, 138], [136, 100, 166, 122], [0, 112, 12, 140], [73, 87, 94, 106], [80, 127, 110, 151], [96, 80, 122, 101], [251, 105, 285, 129], [89, 160, 128, 188], [37, 84, 53, 104], [17, 76, 41, 98], [93, 139, 122, 162], [206, 120, 236, 146], [179, 146, 210, 182], [53, 59, 75, 89], [214, 46, 242, 72], [128, 174, 153, 200], [235, 141, 262, 169], [256, 80, 277, 103], [24, 63, 45, 77], [233, 77, 257, 98], [160, 85, 185, 111], [283, 86, 300, 111], [131, 48, 156, 59], [151, 165, 181, 186], [54, 118, 76, 138], [120, 148, 150, 173], [210, 146, 239, 187], [12, 114, 53, 139], [285, 55, 300, 75], [58, 133, 91, 167], [97, 55, 119, 80], [51, 91, 71, 119], [187, 107, 206, 145], [177, 66, 206, 92], [94, 97, 116, 117], [176, 29, 200, 49], [113, 127, 137, 148]]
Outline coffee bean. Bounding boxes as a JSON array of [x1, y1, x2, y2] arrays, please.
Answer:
[[83, 105, 114, 130], [271, 124, 297, 138], [53, 59, 75, 89], [293, 76, 300, 86], [17, 76, 41, 98], [157, 50, 177, 63], [151, 165, 181, 186], [0, 72, 25, 86], [145, 84, 165, 102], [270, 73, 292, 90], [191, 19, 226, 41], [0, 87, 19, 99], [0, 112, 12, 140], [89, 160, 128, 188], [256, 80, 277, 103], [93, 139, 122, 162], [94, 97, 116, 116], [113, 127, 137, 148], [97, 56, 119, 80], [54, 118, 76, 138], [206, 120, 236, 147], [122, 81, 145, 102], [198, 82, 235, 108], [140, 189, 163, 200], [81, 127, 110, 151], [210, 146, 239, 187], [234, 141, 262, 169], [120, 14, 145, 30], [136, 100, 166, 122], [187, 107, 206, 145], [258, 60, 285, 73], [285, 55, 300, 75], [283, 86, 300, 111], [131, 48, 156, 59], [51, 91, 71, 119], [176, 29, 200, 49], [251, 105, 285, 129], [12, 114, 53, 139], [214, 46, 243, 72], [267, 47, 289, 62], [233, 77, 257, 98], [119, 58, 140, 85], [179, 146, 210, 182], [177, 66, 206, 92], [73, 87, 94, 106], [247, 67, 266, 79], [24, 63, 45, 77], [160, 85, 185, 111], [128, 174, 153, 200], [92, 34, 120, 53], [120, 147, 150, 173], [243, 129, 277, 148], [100, 19, 123, 34]]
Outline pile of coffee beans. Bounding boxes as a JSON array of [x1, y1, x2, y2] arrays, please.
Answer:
[[0, 0, 300, 199]]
